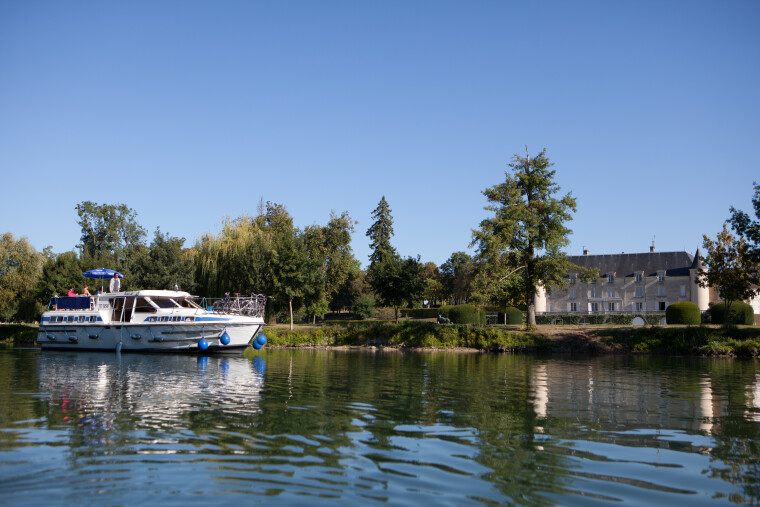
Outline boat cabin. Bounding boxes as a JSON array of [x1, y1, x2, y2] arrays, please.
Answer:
[[45, 290, 204, 325]]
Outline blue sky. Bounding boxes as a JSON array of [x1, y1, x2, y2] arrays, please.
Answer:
[[1, 1, 758, 268]]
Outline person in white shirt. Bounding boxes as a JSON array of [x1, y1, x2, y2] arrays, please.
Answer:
[[109, 273, 121, 292]]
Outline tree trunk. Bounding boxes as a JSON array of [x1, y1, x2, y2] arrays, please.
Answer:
[[724, 299, 732, 328], [289, 298, 294, 331], [394, 306, 399, 324], [526, 290, 536, 328]]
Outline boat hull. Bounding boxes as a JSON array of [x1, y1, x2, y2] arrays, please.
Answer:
[[37, 321, 264, 352]]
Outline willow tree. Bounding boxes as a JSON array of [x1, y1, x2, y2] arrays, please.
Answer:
[[472, 148, 577, 328]]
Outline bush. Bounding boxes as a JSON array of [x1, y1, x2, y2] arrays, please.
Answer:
[[710, 301, 754, 326], [665, 301, 701, 325], [352, 295, 375, 320], [502, 307, 524, 325], [444, 304, 485, 325]]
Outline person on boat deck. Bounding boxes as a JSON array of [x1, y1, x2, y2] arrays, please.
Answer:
[[67, 287, 77, 297], [109, 273, 120, 292], [82, 285, 91, 296]]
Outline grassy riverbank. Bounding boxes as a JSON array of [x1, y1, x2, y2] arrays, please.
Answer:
[[0, 323, 38, 344], [5, 321, 760, 357], [260, 321, 760, 357]]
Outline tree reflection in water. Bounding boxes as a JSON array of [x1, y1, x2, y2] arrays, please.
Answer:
[[0, 348, 757, 504]]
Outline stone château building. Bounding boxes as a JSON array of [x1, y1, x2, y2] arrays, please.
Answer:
[[535, 246, 709, 316]]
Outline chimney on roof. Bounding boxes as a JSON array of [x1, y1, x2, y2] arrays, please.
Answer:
[[650, 237, 655, 253], [583, 246, 589, 255]]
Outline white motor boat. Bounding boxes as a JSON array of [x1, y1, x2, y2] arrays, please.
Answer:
[[37, 290, 266, 352]]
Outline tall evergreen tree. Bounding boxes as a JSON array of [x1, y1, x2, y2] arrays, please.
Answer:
[[366, 196, 396, 266], [472, 148, 577, 328]]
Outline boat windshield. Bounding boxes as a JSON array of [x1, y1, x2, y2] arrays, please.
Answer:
[[177, 298, 202, 309], [148, 297, 181, 309]]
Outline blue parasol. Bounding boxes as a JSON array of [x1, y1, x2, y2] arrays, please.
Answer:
[[83, 268, 123, 292], [83, 268, 123, 279]]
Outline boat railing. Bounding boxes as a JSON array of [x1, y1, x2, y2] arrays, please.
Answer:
[[209, 293, 267, 318], [49, 296, 95, 311]]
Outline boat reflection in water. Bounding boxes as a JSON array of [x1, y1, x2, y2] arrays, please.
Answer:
[[37, 351, 266, 440]]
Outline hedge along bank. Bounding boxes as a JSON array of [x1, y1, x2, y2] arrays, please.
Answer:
[[257, 321, 760, 357]]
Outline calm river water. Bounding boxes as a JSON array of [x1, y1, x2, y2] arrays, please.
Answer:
[[1, 346, 759, 505]]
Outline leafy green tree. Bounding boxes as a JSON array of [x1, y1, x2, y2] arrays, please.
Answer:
[[329, 262, 367, 312], [368, 254, 425, 323], [440, 252, 475, 305], [269, 221, 321, 330], [76, 201, 146, 263], [729, 182, 760, 263], [697, 224, 759, 327], [194, 202, 350, 329], [472, 148, 577, 328], [131, 228, 195, 291], [421, 261, 443, 307], [352, 294, 375, 320], [0, 233, 45, 322], [366, 196, 396, 266], [301, 211, 357, 323], [469, 253, 524, 314], [34, 251, 83, 303]]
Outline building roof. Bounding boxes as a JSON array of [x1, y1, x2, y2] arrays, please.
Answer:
[[567, 251, 696, 278]]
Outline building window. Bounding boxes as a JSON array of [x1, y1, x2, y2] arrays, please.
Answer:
[[633, 302, 644, 311], [590, 288, 600, 298], [635, 286, 644, 298], [569, 274, 576, 285], [608, 274, 615, 283], [658, 272, 665, 282], [657, 287, 666, 297], [591, 302, 599, 313], [680, 285, 686, 298], [607, 289, 615, 298], [608, 302, 616, 312], [635, 273, 642, 283], [570, 303, 578, 312], [569, 288, 577, 300], [659, 301, 666, 311]]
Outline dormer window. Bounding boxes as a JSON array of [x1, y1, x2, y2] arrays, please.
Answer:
[[657, 272, 665, 282], [634, 273, 642, 283], [607, 274, 615, 283], [569, 274, 577, 285]]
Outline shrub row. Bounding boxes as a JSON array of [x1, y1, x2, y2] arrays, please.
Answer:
[[258, 322, 760, 356], [401, 305, 486, 325], [263, 321, 540, 351], [535, 313, 663, 326]]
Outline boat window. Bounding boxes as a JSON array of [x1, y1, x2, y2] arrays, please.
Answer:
[[134, 297, 156, 313], [178, 298, 202, 309], [150, 298, 181, 309], [185, 316, 194, 322]]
